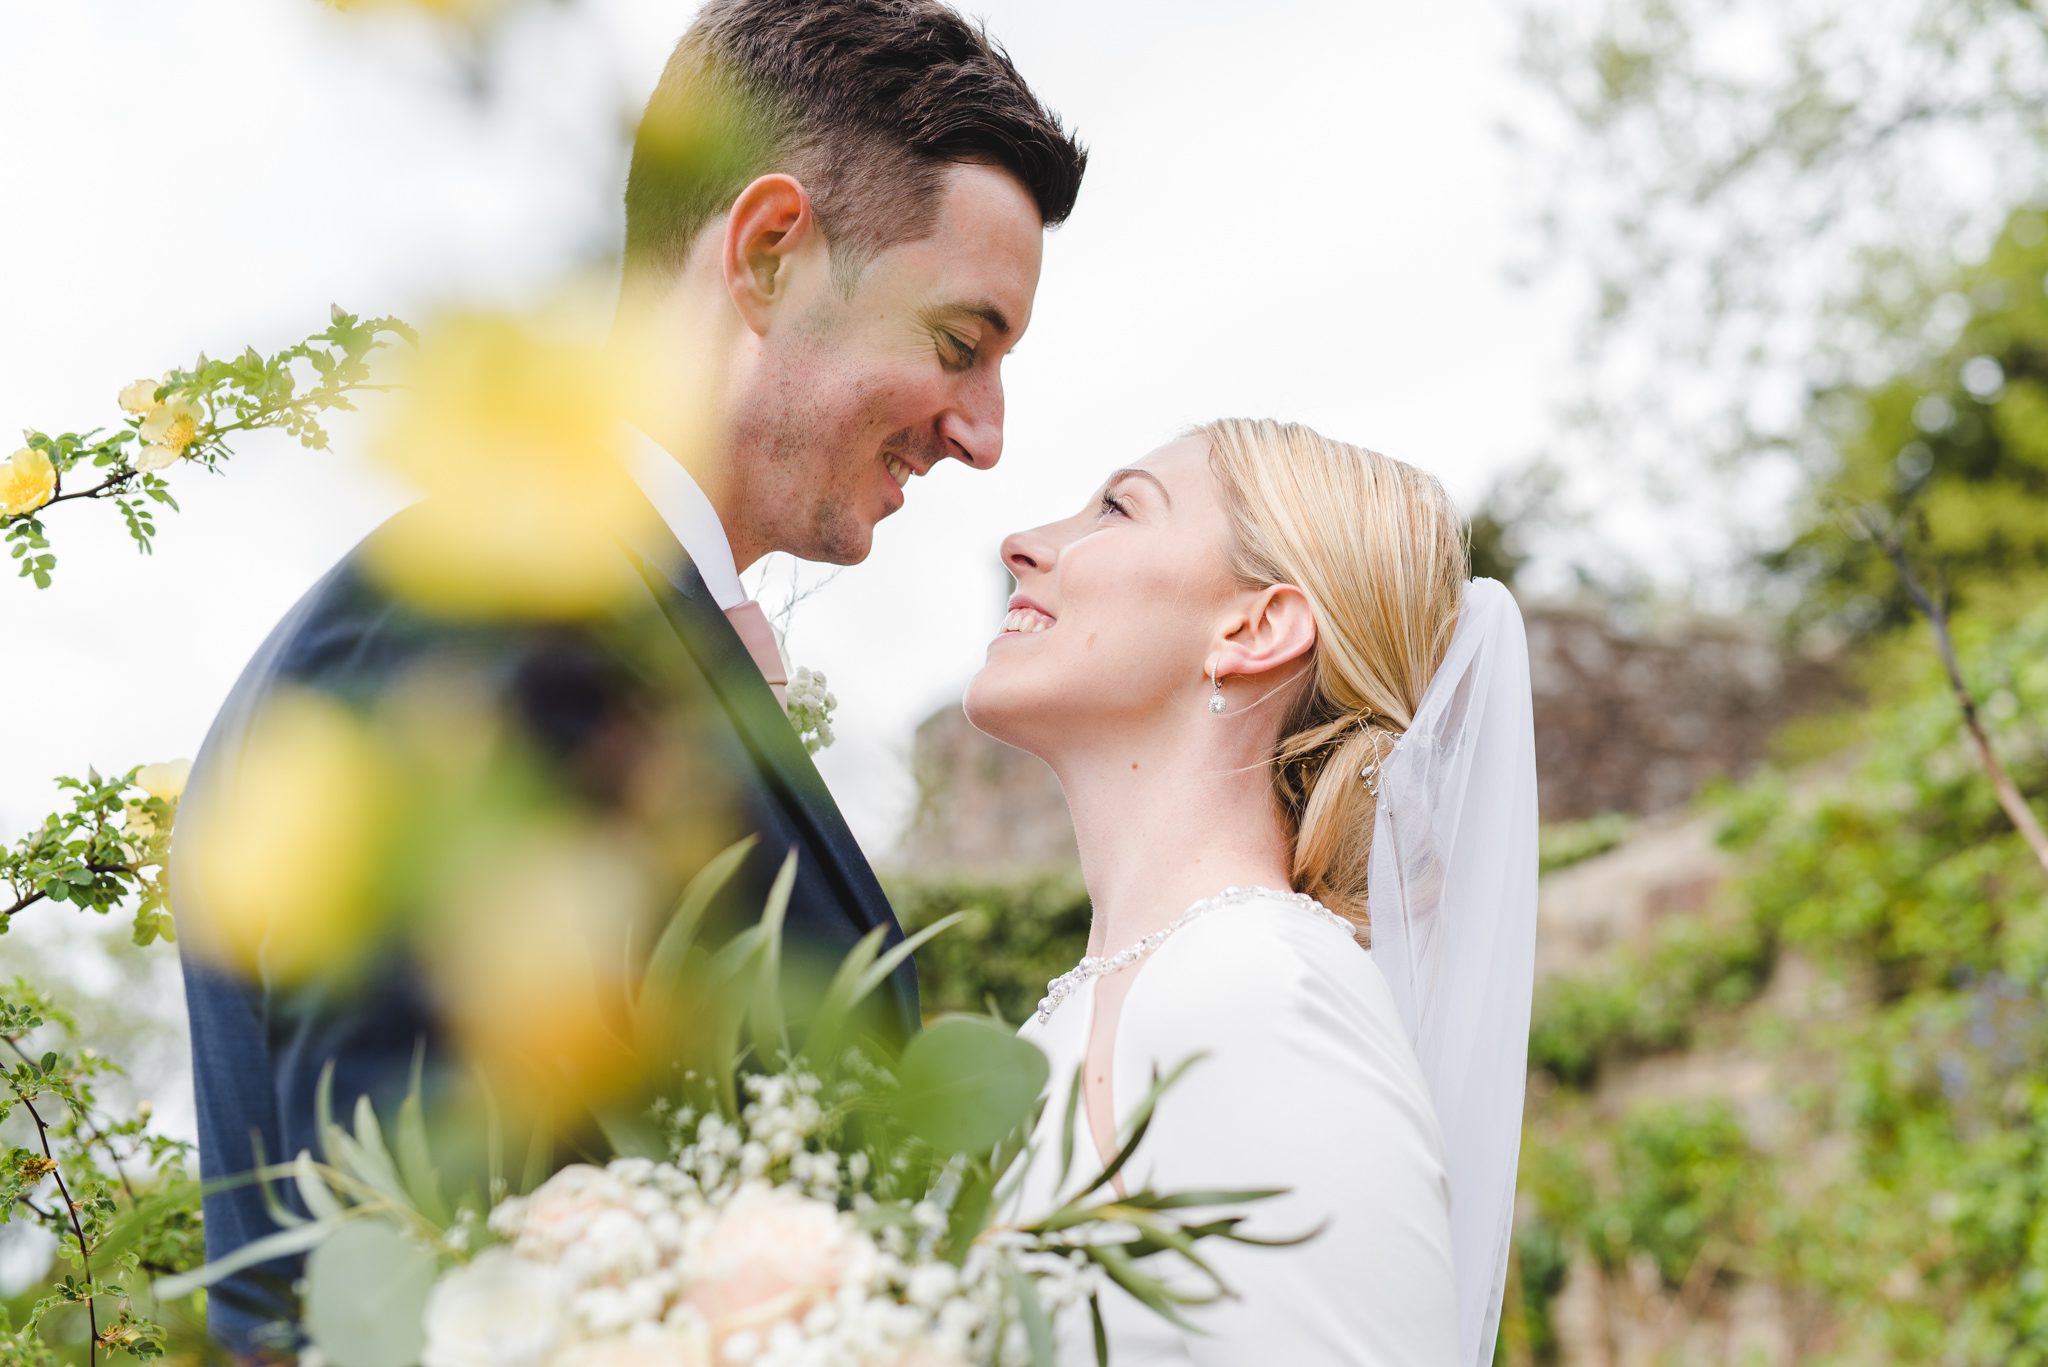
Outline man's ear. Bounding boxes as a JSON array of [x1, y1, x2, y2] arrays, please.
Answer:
[[1216, 584, 1317, 681], [721, 174, 816, 336]]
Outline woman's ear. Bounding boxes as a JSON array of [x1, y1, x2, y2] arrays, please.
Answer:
[[1217, 583, 1317, 681], [721, 174, 815, 336]]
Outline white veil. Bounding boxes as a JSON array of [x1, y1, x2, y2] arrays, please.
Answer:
[[1366, 577, 1540, 1367]]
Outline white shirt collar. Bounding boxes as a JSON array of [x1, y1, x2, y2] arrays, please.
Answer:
[[625, 424, 746, 611]]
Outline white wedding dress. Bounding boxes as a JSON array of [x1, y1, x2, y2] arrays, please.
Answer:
[[1011, 886, 1462, 1365]]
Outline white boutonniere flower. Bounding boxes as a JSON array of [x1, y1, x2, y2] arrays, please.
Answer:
[[784, 667, 836, 755]]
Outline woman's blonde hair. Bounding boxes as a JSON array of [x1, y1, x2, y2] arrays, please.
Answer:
[[1199, 417, 1469, 939]]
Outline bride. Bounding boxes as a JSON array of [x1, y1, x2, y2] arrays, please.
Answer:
[[964, 418, 1539, 1365]]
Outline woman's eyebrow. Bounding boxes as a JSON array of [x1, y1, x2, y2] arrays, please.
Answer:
[[1107, 468, 1173, 508]]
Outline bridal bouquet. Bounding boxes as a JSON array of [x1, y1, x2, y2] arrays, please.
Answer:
[[166, 841, 1288, 1367], [416, 1070, 1091, 1367]]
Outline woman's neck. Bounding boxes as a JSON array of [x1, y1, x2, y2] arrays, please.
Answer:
[[1048, 718, 1297, 959]]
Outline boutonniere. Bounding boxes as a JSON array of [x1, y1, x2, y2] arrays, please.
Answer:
[[785, 666, 837, 755]]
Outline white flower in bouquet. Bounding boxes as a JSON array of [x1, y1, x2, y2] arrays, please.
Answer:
[[551, 1325, 715, 1366], [420, 1247, 574, 1367], [494, 1163, 646, 1260]]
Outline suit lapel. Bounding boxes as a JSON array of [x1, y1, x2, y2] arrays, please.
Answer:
[[614, 515, 916, 1026]]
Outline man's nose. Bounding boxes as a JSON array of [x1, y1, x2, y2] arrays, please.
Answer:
[[938, 375, 1004, 470]]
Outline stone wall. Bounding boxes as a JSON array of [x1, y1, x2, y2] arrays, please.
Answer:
[[1522, 599, 1847, 822]]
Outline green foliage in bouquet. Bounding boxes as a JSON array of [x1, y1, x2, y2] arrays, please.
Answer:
[[1, 306, 412, 588]]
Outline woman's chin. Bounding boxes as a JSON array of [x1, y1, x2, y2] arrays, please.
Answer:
[[961, 671, 1041, 753]]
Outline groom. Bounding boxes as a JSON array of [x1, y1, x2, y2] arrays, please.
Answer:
[[172, 0, 1084, 1353]]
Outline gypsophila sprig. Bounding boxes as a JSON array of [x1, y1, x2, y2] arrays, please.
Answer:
[[786, 666, 838, 755], [3, 306, 414, 587]]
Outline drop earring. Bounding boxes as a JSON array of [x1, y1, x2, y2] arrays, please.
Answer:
[[1208, 664, 1226, 714]]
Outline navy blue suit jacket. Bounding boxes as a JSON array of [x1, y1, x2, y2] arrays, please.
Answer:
[[173, 503, 916, 1355]]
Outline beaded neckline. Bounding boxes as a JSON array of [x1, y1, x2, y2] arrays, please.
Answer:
[[1034, 885, 1357, 1025]]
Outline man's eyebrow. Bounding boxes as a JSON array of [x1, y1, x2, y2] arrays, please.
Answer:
[[1108, 468, 1173, 508], [935, 301, 1012, 337]]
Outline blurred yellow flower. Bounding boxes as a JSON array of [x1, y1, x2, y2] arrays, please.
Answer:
[[425, 821, 654, 1117], [138, 394, 203, 456], [119, 377, 163, 416], [180, 690, 397, 983], [361, 309, 663, 620], [327, 0, 514, 16], [0, 446, 56, 517]]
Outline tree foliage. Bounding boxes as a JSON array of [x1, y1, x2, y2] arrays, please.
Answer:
[[1514, 0, 2048, 584], [1768, 203, 2048, 633]]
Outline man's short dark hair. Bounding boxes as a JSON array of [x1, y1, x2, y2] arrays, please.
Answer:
[[622, 0, 1086, 283]]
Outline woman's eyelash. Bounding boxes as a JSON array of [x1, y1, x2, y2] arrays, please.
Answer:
[[1099, 492, 1130, 518]]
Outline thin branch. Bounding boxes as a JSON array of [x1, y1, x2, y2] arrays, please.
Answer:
[[20, 1091, 98, 1365], [3, 1034, 140, 1205], [1, 860, 140, 923], [1856, 510, 2048, 884]]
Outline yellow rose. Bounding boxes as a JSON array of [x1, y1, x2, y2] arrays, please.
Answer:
[[119, 377, 163, 416], [138, 394, 203, 455], [134, 442, 181, 473], [124, 760, 191, 847], [136, 759, 192, 804], [0, 446, 56, 517]]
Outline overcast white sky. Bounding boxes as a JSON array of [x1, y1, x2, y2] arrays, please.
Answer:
[[2, 0, 1578, 862]]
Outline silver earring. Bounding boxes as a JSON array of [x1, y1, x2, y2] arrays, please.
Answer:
[[1208, 665, 1226, 714]]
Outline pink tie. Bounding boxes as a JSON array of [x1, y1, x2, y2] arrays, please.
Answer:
[[724, 600, 788, 707]]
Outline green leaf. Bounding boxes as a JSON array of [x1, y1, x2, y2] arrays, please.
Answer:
[[891, 1015, 1051, 1155], [1010, 1264, 1057, 1367], [303, 1220, 435, 1367], [153, 1218, 332, 1299], [639, 835, 755, 1013], [1056, 1064, 1083, 1193], [392, 1049, 449, 1226]]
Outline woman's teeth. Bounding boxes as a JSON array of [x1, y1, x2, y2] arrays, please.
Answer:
[[1002, 607, 1054, 634], [885, 454, 914, 488]]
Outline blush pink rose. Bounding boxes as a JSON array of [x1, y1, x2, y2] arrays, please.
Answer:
[[682, 1185, 876, 1335]]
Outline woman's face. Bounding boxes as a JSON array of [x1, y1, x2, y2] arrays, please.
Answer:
[[964, 436, 1245, 757]]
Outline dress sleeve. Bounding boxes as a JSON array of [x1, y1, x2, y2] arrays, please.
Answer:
[[1115, 905, 1463, 1366]]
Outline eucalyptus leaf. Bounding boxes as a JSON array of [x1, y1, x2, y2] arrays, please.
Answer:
[[304, 1220, 437, 1367], [892, 1015, 1050, 1155]]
